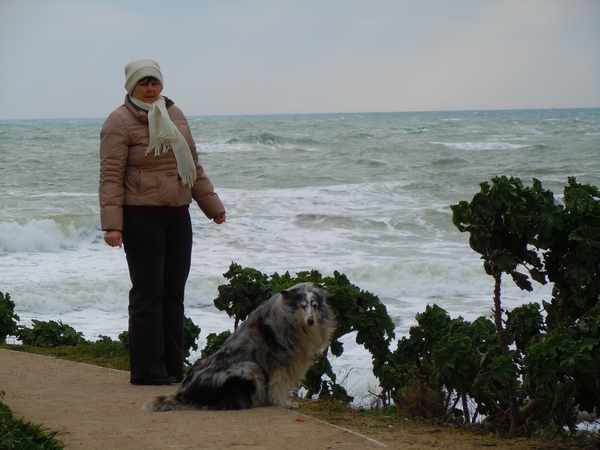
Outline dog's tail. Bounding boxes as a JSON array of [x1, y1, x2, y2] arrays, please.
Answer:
[[142, 394, 190, 412]]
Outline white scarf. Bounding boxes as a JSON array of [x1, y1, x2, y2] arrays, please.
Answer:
[[129, 95, 196, 187]]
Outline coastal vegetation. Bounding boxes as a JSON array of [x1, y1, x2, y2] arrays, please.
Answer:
[[1, 390, 64, 450], [1, 176, 599, 447], [450, 176, 600, 437]]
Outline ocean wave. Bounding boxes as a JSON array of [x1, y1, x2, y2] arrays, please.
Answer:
[[354, 158, 389, 167], [223, 130, 324, 149], [0, 216, 98, 253], [340, 259, 553, 319], [398, 127, 428, 134], [347, 132, 376, 139], [431, 157, 470, 166], [226, 131, 286, 146], [430, 141, 530, 151], [528, 143, 548, 150], [28, 192, 98, 198]]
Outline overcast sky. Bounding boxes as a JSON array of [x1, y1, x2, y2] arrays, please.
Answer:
[[1, 0, 599, 120]]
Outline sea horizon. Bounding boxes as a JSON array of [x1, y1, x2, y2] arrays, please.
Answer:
[[1, 106, 599, 123]]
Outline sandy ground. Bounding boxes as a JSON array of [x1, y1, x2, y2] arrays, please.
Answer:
[[0, 348, 549, 449]]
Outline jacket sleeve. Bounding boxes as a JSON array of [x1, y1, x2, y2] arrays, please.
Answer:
[[172, 108, 225, 219], [192, 162, 226, 219], [99, 111, 129, 231]]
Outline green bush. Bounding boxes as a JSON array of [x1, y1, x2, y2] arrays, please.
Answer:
[[0, 291, 19, 344], [0, 391, 64, 449], [82, 335, 129, 359], [213, 264, 395, 403], [214, 263, 272, 329], [118, 331, 129, 349], [382, 176, 600, 439], [183, 316, 201, 364], [448, 176, 600, 437], [201, 330, 232, 359], [16, 320, 86, 347]]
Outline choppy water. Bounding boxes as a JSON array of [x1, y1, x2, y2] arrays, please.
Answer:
[[1, 108, 598, 400]]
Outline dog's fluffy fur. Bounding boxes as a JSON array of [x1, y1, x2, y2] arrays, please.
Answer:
[[143, 282, 336, 411]]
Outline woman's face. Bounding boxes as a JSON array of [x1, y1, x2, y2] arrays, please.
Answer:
[[131, 77, 162, 103]]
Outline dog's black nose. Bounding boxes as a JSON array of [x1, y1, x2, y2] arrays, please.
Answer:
[[307, 316, 315, 326]]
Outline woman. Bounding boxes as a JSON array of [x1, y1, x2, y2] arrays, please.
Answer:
[[99, 59, 226, 385]]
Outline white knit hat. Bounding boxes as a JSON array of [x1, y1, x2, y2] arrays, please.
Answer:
[[124, 59, 163, 94]]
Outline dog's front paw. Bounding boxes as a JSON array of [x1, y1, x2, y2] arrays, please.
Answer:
[[285, 401, 299, 409]]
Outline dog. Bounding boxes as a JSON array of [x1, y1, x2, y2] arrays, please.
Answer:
[[143, 282, 336, 411]]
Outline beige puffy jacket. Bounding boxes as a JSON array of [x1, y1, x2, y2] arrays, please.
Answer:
[[99, 96, 225, 231]]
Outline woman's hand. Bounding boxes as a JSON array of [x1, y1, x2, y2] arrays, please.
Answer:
[[212, 212, 226, 224], [104, 230, 123, 247]]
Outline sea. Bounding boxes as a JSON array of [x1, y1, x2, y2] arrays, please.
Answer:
[[1, 108, 599, 403]]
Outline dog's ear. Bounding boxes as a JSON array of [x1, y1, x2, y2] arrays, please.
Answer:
[[313, 287, 328, 307], [280, 287, 300, 306]]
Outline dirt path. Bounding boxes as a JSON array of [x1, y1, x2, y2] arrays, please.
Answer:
[[0, 349, 543, 449]]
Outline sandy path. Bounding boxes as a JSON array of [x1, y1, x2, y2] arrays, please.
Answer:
[[1, 349, 552, 450], [0, 349, 385, 449]]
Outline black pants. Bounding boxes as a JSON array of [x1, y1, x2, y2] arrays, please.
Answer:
[[122, 210, 192, 381]]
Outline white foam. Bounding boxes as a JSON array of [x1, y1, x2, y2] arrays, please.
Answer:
[[0, 219, 84, 252]]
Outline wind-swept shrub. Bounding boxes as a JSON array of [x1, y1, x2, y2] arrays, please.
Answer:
[[183, 316, 201, 363], [524, 302, 600, 435], [0, 291, 19, 344], [449, 176, 600, 437], [16, 320, 86, 347], [213, 263, 272, 329], [388, 305, 500, 423], [213, 264, 396, 403], [200, 330, 231, 359], [373, 176, 600, 436], [0, 390, 64, 449]]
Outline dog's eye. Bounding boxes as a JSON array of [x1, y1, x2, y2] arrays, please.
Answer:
[[310, 301, 318, 310]]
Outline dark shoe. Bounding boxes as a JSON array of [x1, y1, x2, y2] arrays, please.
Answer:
[[130, 376, 176, 386], [172, 375, 185, 383]]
